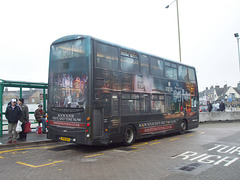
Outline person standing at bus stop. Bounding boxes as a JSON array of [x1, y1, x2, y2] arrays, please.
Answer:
[[5, 99, 22, 144], [17, 98, 29, 141]]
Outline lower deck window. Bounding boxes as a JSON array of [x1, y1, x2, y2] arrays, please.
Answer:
[[121, 93, 140, 115]]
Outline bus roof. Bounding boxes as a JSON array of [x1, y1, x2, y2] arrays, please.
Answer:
[[52, 34, 196, 69]]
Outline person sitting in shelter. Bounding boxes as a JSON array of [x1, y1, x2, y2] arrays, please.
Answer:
[[34, 104, 47, 133]]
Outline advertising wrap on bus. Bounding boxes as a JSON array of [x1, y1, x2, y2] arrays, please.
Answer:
[[47, 35, 199, 146], [48, 38, 89, 128]]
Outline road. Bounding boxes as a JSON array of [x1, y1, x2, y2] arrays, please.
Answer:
[[1, 122, 240, 180]]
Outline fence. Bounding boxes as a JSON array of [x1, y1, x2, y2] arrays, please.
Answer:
[[0, 79, 48, 137]]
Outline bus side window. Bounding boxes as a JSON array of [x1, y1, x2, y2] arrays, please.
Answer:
[[165, 65, 177, 80], [140, 94, 150, 113], [96, 43, 119, 71], [188, 68, 196, 83], [150, 57, 164, 77], [140, 54, 149, 76], [165, 95, 173, 114], [120, 50, 139, 74], [178, 65, 188, 82], [151, 94, 164, 114], [121, 93, 140, 115]]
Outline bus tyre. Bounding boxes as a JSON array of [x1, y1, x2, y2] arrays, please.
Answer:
[[123, 125, 136, 146], [179, 120, 187, 134]]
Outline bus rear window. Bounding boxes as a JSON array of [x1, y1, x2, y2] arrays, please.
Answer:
[[51, 40, 85, 60]]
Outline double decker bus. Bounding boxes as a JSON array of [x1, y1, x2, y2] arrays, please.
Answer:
[[47, 35, 199, 145]]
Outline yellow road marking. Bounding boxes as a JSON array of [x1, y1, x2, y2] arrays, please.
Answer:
[[84, 153, 104, 158], [0, 146, 58, 155], [186, 134, 194, 137], [169, 138, 180, 141], [0, 156, 4, 159], [133, 142, 148, 147], [16, 160, 63, 168], [150, 142, 161, 145]]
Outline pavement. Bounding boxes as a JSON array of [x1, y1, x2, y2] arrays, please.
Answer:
[[0, 131, 53, 148]]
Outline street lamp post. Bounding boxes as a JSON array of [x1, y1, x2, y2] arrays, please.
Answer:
[[234, 33, 240, 71], [166, 0, 182, 63]]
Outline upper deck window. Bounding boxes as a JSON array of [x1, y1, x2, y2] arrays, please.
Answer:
[[188, 67, 196, 83], [96, 43, 119, 71], [150, 57, 163, 77], [178, 65, 188, 81], [140, 54, 149, 76], [165, 61, 177, 80], [120, 50, 139, 74], [178, 65, 196, 83]]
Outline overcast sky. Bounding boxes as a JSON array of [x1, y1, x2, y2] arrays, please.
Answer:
[[1, 0, 240, 91]]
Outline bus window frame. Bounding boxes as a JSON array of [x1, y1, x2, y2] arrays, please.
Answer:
[[120, 49, 140, 74], [151, 94, 165, 114], [95, 42, 119, 71], [150, 56, 164, 78], [121, 92, 140, 115], [139, 54, 150, 76], [164, 61, 178, 80], [140, 93, 151, 114]]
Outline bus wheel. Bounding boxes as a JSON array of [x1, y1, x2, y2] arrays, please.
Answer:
[[179, 120, 187, 134], [123, 125, 136, 146]]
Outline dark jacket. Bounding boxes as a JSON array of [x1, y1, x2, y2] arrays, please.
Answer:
[[5, 103, 22, 123], [207, 103, 213, 112], [219, 102, 225, 111], [19, 104, 29, 123], [34, 108, 46, 122]]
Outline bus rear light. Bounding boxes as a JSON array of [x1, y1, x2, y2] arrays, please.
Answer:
[[86, 134, 90, 138], [87, 117, 90, 121], [87, 123, 90, 127], [86, 130, 89, 133], [105, 129, 108, 132], [46, 120, 48, 123]]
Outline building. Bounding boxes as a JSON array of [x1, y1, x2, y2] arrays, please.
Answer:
[[199, 83, 240, 107]]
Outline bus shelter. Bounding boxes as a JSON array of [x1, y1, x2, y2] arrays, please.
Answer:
[[0, 79, 48, 137]]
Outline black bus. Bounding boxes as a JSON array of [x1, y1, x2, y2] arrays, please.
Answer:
[[47, 35, 199, 145]]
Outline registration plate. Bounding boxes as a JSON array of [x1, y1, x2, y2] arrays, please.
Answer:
[[60, 137, 70, 142]]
